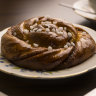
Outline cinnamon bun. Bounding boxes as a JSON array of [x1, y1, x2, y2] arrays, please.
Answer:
[[1, 16, 96, 70]]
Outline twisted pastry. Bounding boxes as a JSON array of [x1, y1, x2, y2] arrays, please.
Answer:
[[1, 16, 96, 70]]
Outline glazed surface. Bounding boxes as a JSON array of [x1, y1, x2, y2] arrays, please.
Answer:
[[1, 16, 96, 70]]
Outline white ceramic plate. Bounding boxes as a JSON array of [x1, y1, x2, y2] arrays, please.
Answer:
[[0, 24, 96, 79], [73, 0, 96, 21]]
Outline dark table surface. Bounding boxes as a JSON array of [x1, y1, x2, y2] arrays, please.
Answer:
[[0, 0, 96, 96]]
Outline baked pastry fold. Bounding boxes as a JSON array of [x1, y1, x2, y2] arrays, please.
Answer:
[[1, 16, 96, 70]]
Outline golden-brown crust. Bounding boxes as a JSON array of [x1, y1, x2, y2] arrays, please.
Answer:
[[55, 27, 96, 70], [1, 16, 96, 70]]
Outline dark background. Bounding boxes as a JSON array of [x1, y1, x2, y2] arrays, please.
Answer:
[[0, 0, 96, 96]]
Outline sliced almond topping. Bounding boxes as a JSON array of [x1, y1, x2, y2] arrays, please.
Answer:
[[58, 27, 63, 32], [30, 26, 33, 30], [68, 32, 72, 38], [64, 45, 68, 49], [13, 32, 17, 36], [46, 28, 50, 32], [34, 18, 39, 22], [71, 42, 75, 46], [48, 46, 53, 51], [33, 43, 39, 47], [53, 21, 57, 24], [30, 30, 33, 33], [38, 24, 44, 29], [56, 29, 59, 34], [33, 28, 38, 32], [42, 17, 47, 21], [45, 21, 51, 24], [49, 24, 57, 28], [58, 32, 63, 35], [82, 32, 86, 35], [20, 22, 24, 32], [52, 28, 56, 32], [36, 29, 42, 32], [33, 23, 37, 28], [64, 27, 67, 31], [66, 42, 71, 46], [23, 29, 29, 34]]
